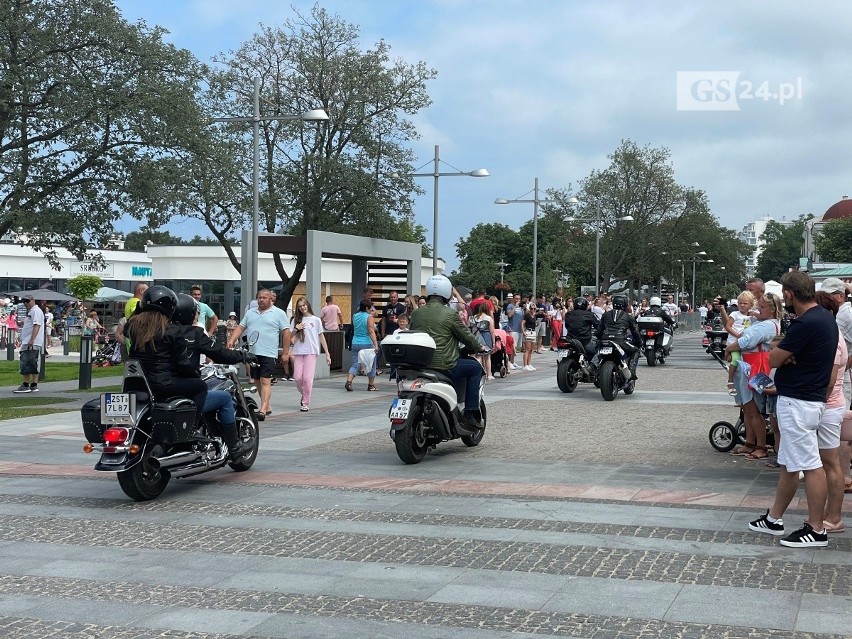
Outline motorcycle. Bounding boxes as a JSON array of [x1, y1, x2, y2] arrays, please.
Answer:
[[702, 318, 728, 363], [596, 339, 636, 401], [80, 359, 261, 501], [380, 331, 485, 464], [554, 335, 598, 393], [637, 316, 673, 366]]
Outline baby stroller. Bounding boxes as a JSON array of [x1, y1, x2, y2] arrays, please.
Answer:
[[93, 334, 121, 367], [708, 405, 776, 452], [490, 328, 510, 378]]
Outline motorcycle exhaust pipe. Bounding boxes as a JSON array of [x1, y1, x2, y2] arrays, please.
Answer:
[[149, 450, 203, 471]]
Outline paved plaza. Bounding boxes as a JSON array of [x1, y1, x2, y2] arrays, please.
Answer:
[[0, 332, 849, 638]]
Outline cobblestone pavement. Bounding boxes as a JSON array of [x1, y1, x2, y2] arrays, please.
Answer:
[[0, 332, 849, 638]]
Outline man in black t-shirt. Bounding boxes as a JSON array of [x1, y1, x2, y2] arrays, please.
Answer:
[[748, 271, 838, 549], [380, 290, 407, 339]]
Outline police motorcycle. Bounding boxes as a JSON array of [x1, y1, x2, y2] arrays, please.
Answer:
[[80, 326, 261, 501], [380, 331, 485, 464], [637, 297, 674, 367], [555, 335, 598, 393]]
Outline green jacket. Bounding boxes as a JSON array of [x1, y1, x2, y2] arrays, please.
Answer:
[[409, 299, 481, 370]]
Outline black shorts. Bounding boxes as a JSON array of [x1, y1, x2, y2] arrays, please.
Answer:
[[251, 355, 277, 380]]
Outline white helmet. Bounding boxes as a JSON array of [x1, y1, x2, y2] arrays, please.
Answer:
[[425, 274, 452, 302], [649, 296, 661, 307]]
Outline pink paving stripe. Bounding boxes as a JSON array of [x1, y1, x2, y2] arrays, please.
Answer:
[[1, 463, 850, 512]]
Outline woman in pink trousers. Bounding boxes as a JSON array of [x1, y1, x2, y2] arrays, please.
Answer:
[[290, 297, 331, 412]]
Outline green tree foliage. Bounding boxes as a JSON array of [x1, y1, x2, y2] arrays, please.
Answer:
[[814, 217, 852, 262], [0, 0, 205, 268], [756, 217, 810, 281], [124, 229, 186, 251], [180, 4, 435, 308], [451, 224, 520, 293], [66, 275, 103, 301]]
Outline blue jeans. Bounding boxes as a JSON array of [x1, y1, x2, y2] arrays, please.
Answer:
[[447, 358, 483, 413], [203, 389, 235, 425]]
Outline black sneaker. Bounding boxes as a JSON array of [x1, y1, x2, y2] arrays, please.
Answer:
[[12, 384, 30, 393], [29, 385, 38, 392], [748, 510, 785, 536], [780, 522, 828, 548]]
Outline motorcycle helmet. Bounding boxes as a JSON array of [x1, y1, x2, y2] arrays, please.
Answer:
[[425, 274, 452, 303], [141, 285, 178, 318], [574, 296, 589, 310], [173, 293, 199, 326], [612, 294, 628, 310], [649, 296, 661, 307]]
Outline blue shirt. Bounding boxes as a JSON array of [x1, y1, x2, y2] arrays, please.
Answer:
[[197, 301, 216, 329], [775, 305, 839, 402], [507, 303, 523, 332], [737, 318, 780, 353], [240, 306, 290, 358]]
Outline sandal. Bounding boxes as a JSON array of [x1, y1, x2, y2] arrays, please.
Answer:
[[745, 446, 768, 460], [344, 381, 353, 392], [730, 444, 756, 456], [726, 382, 737, 396], [764, 458, 781, 468], [367, 384, 378, 391], [844, 478, 852, 494], [823, 520, 846, 533]]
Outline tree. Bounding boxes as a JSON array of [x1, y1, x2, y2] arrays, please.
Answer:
[[173, 4, 436, 308], [66, 275, 102, 301], [451, 224, 520, 293], [0, 0, 206, 268], [755, 216, 810, 281], [814, 217, 852, 262], [124, 229, 187, 251]]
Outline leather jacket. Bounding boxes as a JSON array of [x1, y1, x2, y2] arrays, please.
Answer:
[[410, 299, 481, 370], [597, 309, 641, 346], [644, 306, 675, 327], [126, 320, 197, 392], [564, 309, 600, 341], [179, 325, 247, 375]]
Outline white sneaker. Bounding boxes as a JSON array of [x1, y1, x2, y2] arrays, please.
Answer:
[[523, 365, 535, 371], [529, 365, 536, 371], [511, 363, 520, 370]]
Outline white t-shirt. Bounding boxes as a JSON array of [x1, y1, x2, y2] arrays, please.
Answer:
[[44, 311, 53, 336], [662, 302, 679, 317], [20, 305, 45, 348], [726, 310, 751, 346], [290, 315, 323, 356]]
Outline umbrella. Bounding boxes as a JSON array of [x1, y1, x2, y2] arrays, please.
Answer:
[[88, 286, 133, 302], [0, 289, 77, 302]]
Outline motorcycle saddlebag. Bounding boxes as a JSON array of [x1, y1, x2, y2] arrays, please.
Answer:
[[380, 331, 436, 367], [150, 399, 197, 446], [81, 397, 106, 443]]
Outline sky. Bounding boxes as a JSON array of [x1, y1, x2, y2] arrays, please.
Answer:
[[114, 0, 852, 271]]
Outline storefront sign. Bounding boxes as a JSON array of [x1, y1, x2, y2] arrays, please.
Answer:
[[70, 261, 114, 278], [131, 265, 153, 277]]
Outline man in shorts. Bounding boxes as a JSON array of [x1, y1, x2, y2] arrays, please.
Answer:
[[748, 271, 838, 548], [226, 289, 290, 418], [13, 295, 44, 393]]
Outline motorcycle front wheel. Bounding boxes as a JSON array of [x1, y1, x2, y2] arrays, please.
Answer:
[[117, 444, 170, 501], [599, 360, 617, 401], [229, 407, 260, 472], [556, 359, 578, 393], [395, 405, 429, 464]]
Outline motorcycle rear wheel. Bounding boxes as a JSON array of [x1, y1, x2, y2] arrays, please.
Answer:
[[229, 408, 260, 472], [395, 405, 429, 464], [556, 359, 578, 393], [117, 444, 169, 501], [599, 360, 617, 401], [645, 349, 657, 367]]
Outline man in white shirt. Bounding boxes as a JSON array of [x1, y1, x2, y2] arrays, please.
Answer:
[[662, 294, 679, 320], [13, 295, 44, 393]]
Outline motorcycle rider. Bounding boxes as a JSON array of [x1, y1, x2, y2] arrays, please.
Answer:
[[596, 294, 642, 380], [409, 275, 487, 429], [124, 286, 208, 427], [172, 294, 257, 460], [645, 296, 677, 330], [563, 296, 600, 358]]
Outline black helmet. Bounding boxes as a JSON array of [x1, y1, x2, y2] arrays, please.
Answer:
[[173, 293, 198, 326], [141, 285, 178, 318], [612, 295, 628, 310], [574, 296, 588, 310]]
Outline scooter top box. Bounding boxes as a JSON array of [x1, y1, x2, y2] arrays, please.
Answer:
[[380, 331, 436, 367]]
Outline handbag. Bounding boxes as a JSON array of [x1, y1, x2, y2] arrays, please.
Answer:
[[358, 347, 376, 371]]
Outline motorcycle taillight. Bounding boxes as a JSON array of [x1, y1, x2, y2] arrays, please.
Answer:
[[103, 427, 130, 444], [646, 330, 656, 337]]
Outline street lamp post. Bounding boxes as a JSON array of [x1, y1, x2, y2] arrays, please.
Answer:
[[691, 252, 714, 310], [496, 260, 509, 305], [210, 76, 329, 304], [565, 209, 633, 295], [405, 145, 489, 275], [496, 180, 572, 298]]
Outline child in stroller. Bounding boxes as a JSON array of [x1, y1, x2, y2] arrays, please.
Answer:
[[93, 332, 122, 367], [490, 328, 510, 378]]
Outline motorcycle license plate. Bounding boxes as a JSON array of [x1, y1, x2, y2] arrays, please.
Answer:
[[389, 398, 412, 420], [599, 346, 613, 355], [557, 349, 568, 358], [100, 393, 136, 425], [646, 340, 655, 348]]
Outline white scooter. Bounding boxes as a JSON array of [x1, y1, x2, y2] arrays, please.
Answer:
[[380, 331, 486, 464]]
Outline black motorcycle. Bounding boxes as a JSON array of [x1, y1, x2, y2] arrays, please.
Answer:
[[555, 336, 598, 393], [81, 360, 261, 501], [637, 316, 673, 366], [702, 318, 728, 363], [596, 339, 636, 401]]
